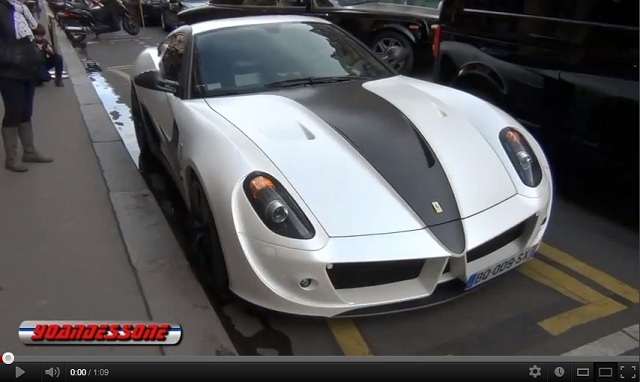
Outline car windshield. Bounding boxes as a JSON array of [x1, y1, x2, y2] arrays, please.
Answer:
[[191, 22, 393, 98]]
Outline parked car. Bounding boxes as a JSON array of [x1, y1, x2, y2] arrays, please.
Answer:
[[432, 0, 639, 216], [177, 0, 441, 74], [130, 15, 553, 316], [159, 0, 208, 31], [137, 0, 164, 25]]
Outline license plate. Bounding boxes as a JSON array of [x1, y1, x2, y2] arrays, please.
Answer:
[[465, 247, 537, 290]]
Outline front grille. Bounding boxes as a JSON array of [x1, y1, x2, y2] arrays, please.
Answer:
[[327, 259, 425, 289], [466, 218, 529, 262]]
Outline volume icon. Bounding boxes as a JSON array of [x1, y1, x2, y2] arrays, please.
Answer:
[[45, 366, 61, 378]]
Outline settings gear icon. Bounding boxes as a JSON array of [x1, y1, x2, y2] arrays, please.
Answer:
[[529, 365, 542, 378]]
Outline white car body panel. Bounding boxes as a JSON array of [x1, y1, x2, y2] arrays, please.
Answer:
[[130, 15, 553, 317], [205, 95, 427, 237]]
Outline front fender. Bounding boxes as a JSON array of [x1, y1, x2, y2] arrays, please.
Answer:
[[177, 101, 329, 252], [454, 62, 507, 95], [375, 23, 416, 44]]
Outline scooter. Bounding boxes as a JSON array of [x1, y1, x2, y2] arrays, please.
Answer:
[[56, 0, 139, 43], [48, 0, 86, 14]]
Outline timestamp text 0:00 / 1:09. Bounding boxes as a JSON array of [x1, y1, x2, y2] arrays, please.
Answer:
[[69, 369, 110, 377]]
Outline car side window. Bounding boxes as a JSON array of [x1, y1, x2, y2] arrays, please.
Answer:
[[160, 32, 187, 82]]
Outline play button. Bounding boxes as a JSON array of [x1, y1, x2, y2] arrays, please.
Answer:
[[15, 366, 25, 379]]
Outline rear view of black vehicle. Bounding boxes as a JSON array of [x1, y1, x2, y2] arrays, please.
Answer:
[[178, 0, 440, 74], [432, 0, 639, 225]]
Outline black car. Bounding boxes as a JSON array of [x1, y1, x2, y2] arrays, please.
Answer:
[[432, 0, 639, 220], [138, 0, 165, 25], [178, 0, 440, 74], [158, 0, 208, 31]]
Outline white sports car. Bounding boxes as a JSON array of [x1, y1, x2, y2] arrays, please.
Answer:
[[130, 14, 553, 317]]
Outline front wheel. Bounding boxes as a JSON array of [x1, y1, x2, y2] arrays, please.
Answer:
[[122, 14, 140, 35], [188, 180, 231, 302], [130, 85, 152, 159], [371, 30, 415, 75]]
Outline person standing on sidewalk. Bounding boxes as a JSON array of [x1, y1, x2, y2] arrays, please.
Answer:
[[0, 0, 53, 172]]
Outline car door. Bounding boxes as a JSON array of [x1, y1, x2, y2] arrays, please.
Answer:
[[208, 0, 277, 15], [269, 0, 307, 14], [309, 0, 370, 42]]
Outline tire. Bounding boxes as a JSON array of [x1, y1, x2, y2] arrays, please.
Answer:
[[160, 10, 171, 32], [130, 85, 162, 172], [370, 30, 415, 75], [130, 85, 151, 156], [122, 14, 140, 35], [188, 179, 231, 301]]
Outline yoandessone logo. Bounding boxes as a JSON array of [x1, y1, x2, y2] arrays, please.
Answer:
[[18, 321, 182, 345]]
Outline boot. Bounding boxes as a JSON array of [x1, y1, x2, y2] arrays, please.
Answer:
[[18, 122, 52, 163], [1, 127, 28, 172]]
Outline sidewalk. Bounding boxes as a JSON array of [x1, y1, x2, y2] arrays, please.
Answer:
[[0, 18, 235, 356]]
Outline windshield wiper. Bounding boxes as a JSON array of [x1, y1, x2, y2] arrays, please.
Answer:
[[263, 76, 371, 89]]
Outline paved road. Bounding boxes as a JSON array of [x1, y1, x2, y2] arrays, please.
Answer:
[[76, 27, 639, 356]]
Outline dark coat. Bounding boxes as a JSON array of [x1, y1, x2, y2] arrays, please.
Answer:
[[0, 0, 43, 80]]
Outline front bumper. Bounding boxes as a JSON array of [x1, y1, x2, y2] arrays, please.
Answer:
[[225, 191, 552, 317]]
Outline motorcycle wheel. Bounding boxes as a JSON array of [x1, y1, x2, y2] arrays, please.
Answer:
[[122, 14, 140, 36]]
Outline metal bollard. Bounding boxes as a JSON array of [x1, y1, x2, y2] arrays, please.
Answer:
[[47, 15, 58, 53]]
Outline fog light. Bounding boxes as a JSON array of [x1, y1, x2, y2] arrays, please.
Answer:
[[299, 279, 312, 288]]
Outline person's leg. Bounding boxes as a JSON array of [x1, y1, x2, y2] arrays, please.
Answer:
[[18, 81, 52, 163], [37, 60, 52, 85], [51, 54, 64, 86], [0, 78, 28, 172]]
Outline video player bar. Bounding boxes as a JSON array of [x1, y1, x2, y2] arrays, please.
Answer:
[[2, 361, 638, 381]]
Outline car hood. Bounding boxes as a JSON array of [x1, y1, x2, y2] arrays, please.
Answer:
[[344, 2, 439, 20], [204, 76, 516, 248]]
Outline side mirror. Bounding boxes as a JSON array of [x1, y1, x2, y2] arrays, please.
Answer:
[[382, 46, 410, 66], [133, 69, 178, 94]]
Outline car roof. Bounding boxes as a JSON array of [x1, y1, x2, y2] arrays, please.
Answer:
[[190, 15, 331, 35]]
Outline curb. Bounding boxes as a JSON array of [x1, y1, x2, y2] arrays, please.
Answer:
[[48, 13, 237, 356]]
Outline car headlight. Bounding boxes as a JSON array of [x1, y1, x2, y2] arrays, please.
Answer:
[[499, 127, 543, 188], [243, 172, 315, 240]]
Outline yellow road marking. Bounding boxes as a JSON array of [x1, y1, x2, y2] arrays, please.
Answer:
[[538, 299, 626, 336], [107, 64, 133, 70], [538, 243, 639, 304], [519, 257, 627, 336], [520, 258, 587, 303], [328, 319, 374, 356], [327, 243, 635, 350], [107, 68, 131, 81]]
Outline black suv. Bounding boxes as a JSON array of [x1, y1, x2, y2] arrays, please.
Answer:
[[432, 0, 639, 220]]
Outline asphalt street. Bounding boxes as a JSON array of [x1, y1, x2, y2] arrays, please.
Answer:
[[76, 27, 639, 356]]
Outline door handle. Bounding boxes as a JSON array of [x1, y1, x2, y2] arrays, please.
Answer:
[[528, 33, 562, 41]]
